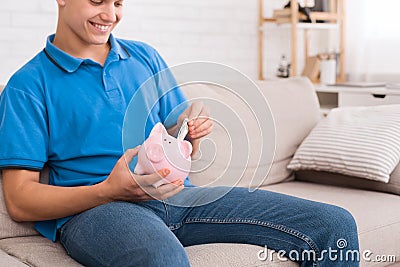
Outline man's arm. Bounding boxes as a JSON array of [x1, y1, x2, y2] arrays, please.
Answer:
[[2, 147, 184, 222], [2, 169, 107, 221]]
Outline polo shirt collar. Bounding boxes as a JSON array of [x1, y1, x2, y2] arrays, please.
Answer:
[[44, 34, 130, 73], [109, 34, 130, 60]]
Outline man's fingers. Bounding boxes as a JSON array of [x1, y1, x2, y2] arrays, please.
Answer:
[[159, 184, 184, 200], [123, 146, 141, 164], [170, 179, 184, 186], [150, 182, 184, 200], [181, 102, 211, 135], [135, 168, 170, 186], [138, 179, 184, 200], [187, 104, 210, 129], [191, 117, 211, 130], [189, 119, 213, 138], [190, 129, 213, 140], [189, 116, 208, 128]]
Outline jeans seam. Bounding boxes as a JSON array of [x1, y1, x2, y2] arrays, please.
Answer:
[[60, 231, 72, 256], [171, 217, 320, 266], [162, 200, 170, 227], [60, 222, 74, 256]]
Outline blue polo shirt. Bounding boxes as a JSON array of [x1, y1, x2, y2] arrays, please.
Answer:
[[0, 34, 188, 241]]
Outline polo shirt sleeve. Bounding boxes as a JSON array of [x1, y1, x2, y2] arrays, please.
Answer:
[[151, 49, 189, 129], [0, 86, 48, 170]]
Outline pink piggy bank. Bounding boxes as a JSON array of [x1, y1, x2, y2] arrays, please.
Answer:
[[134, 122, 192, 187]]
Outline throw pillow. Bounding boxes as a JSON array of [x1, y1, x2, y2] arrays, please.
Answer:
[[287, 104, 400, 183]]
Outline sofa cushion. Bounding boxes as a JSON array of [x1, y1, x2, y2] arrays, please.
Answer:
[[183, 77, 320, 188], [257, 78, 320, 185], [181, 82, 275, 188], [186, 243, 296, 267], [264, 181, 400, 267], [0, 236, 82, 267], [288, 105, 400, 183], [0, 236, 297, 267]]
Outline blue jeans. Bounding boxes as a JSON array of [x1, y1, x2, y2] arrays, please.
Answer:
[[60, 187, 359, 267]]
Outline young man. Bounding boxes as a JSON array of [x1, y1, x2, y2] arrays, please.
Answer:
[[0, 0, 360, 266]]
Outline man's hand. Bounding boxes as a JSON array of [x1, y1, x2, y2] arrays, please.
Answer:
[[178, 102, 213, 140], [99, 146, 185, 202]]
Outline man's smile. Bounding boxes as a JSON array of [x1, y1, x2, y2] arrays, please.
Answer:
[[89, 21, 112, 32]]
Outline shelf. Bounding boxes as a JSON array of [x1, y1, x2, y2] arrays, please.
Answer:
[[258, 0, 346, 81], [316, 84, 400, 95], [316, 84, 400, 113], [309, 11, 339, 21], [260, 22, 339, 30], [320, 105, 337, 110]]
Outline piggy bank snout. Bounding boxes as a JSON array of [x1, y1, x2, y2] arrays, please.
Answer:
[[146, 143, 164, 163]]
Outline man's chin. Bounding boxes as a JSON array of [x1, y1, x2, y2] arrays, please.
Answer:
[[90, 36, 111, 46]]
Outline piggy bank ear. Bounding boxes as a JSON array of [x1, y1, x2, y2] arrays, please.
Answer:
[[179, 140, 193, 158], [150, 123, 166, 137]]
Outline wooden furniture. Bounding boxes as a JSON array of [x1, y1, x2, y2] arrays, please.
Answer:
[[315, 84, 400, 115], [258, 0, 346, 81]]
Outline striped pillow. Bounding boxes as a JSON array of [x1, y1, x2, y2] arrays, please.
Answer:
[[287, 105, 400, 183]]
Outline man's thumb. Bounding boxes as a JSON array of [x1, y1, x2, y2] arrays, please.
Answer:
[[123, 145, 141, 163]]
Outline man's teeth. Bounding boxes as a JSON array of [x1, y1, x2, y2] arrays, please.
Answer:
[[92, 23, 109, 31]]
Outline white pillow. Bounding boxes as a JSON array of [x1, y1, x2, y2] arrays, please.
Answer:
[[287, 104, 400, 183]]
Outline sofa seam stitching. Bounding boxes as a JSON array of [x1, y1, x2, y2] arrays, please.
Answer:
[[358, 219, 400, 235]]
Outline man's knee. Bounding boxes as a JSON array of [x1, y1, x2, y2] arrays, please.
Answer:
[[324, 205, 357, 233], [316, 204, 359, 251]]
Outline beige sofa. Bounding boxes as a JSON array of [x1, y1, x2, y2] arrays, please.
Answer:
[[0, 78, 399, 266]]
